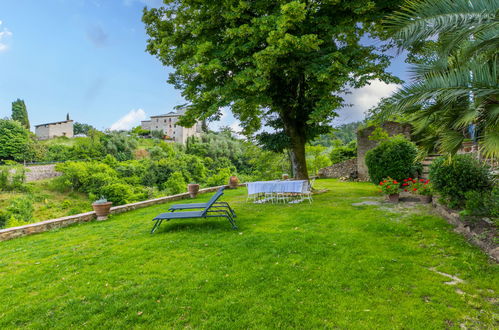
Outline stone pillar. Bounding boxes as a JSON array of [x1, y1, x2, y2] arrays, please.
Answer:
[[356, 121, 412, 181]]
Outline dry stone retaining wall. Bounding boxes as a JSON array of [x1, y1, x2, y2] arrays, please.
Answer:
[[25, 164, 61, 182], [318, 158, 357, 179], [0, 184, 243, 242]]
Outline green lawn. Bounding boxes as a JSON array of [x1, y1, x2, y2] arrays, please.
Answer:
[[0, 179, 497, 328]]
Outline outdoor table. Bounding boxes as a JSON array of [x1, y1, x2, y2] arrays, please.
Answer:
[[246, 180, 308, 203]]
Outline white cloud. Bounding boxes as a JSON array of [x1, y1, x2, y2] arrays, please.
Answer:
[[335, 79, 400, 124], [0, 21, 13, 52], [110, 109, 147, 131]]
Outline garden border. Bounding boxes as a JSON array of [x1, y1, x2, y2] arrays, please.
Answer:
[[0, 184, 245, 242], [432, 200, 498, 262]]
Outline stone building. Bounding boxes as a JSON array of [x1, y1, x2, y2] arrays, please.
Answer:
[[35, 119, 74, 140], [141, 108, 202, 144]]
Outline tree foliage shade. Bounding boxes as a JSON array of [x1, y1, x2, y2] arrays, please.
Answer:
[[11, 99, 30, 129], [143, 0, 400, 178]]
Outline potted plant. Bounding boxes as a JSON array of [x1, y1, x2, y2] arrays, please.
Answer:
[[187, 183, 200, 198], [412, 179, 433, 203], [92, 197, 112, 221], [229, 175, 239, 189], [378, 178, 401, 203]]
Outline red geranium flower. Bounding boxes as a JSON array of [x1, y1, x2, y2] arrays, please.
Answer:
[[413, 188, 417, 191], [408, 177, 412, 180], [380, 182, 384, 185], [393, 180, 398, 184]]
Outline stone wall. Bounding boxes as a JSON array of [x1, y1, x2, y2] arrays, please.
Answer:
[[25, 164, 61, 182], [318, 158, 357, 179], [357, 122, 412, 181], [0, 184, 243, 242]]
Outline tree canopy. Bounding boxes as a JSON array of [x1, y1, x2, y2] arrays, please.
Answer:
[[143, 0, 400, 178], [11, 99, 30, 130], [0, 119, 33, 162]]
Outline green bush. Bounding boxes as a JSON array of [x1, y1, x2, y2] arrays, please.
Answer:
[[365, 136, 419, 184], [0, 119, 33, 161], [98, 183, 137, 205], [463, 188, 498, 219], [2, 196, 35, 228], [0, 166, 27, 192], [161, 171, 186, 195], [429, 155, 493, 208], [205, 167, 232, 187], [330, 141, 357, 165]]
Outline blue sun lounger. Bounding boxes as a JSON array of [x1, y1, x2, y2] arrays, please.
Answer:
[[150, 187, 237, 233], [168, 187, 236, 217]]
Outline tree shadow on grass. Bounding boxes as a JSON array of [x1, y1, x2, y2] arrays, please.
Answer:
[[154, 220, 237, 234]]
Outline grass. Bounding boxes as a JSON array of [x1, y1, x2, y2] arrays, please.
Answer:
[[0, 179, 497, 328], [0, 180, 92, 222]]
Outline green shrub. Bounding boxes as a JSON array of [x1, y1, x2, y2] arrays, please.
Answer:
[[330, 141, 357, 165], [429, 155, 493, 208], [205, 167, 232, 187], [3, 196, 34, 228], [0, 166, 27, 192], [365, 136, 419, 184], [98, 183, 137, 205], [463, 188, 498, 218], [161, 171, 186, 195]]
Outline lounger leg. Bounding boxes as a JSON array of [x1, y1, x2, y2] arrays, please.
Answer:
[[151, 219, 164, 234]]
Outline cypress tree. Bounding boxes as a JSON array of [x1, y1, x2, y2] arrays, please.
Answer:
[[11, 99, 30, 129]]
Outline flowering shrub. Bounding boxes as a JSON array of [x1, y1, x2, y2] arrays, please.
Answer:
[[378, 178, 400, 195], [402, 178, 433, 196]]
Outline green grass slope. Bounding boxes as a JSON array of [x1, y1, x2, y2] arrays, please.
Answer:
[[0, 180, 497, 328]]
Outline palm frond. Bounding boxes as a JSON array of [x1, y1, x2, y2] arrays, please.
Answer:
[[386, 0, 497, 49]]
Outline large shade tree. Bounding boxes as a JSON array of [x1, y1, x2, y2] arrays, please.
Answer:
[[143, 0, 400, 178]]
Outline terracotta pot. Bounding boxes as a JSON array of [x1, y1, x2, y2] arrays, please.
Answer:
[[188, 183, 200, 198], [282, 174, 289, 180], [419, 195, 432, 203], [387, 193, 399, 203], [92, 202, 112, 221], [229, 176, 239, 189]]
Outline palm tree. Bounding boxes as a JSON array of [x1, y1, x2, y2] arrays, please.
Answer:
[[384, 0, 499, 158]]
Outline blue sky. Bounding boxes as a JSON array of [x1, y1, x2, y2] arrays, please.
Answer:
[[0, 0, 409, 132]]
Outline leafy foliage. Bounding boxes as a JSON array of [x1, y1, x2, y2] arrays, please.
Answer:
[[73, 122, 95, 136], [365, 136, 419, 184], [0, 119, 34, 162], [306, 145, 331, 176], [11, 99, 30, 129], [463, 188, 499, 220], [429, 155, 493, 208], [143, 0, 400, 178], [385, 0, 499, 157], [330, 141, 357, 165]]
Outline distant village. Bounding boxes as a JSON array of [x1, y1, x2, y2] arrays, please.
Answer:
[[34, 108, 202, 145]]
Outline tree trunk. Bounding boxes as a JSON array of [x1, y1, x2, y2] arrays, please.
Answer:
[[286, 125, 309, 180]]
